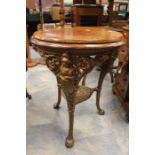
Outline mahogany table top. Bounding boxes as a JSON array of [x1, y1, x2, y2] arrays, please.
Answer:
[[31, 26, 125, 55]]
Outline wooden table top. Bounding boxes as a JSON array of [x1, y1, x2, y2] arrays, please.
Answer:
[[31, 27, 125, 55], [32, 27, 123, 44]]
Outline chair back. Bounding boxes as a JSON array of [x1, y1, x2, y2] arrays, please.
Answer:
[[73, 0, 96, 4], [72, 4, 104, 26]]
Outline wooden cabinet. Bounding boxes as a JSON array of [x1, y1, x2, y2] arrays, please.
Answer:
[[112, 25, 129, 121], [112, 61, 129, 116]]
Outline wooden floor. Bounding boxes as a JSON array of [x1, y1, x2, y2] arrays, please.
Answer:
[[26, 47, 128, 155]]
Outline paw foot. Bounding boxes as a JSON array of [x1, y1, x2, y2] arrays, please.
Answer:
[[53, 102, 60, 109], [98, 109, 105, 115], [65, 138, 74, 148]]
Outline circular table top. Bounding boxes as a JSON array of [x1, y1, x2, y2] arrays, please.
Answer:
[[31, 27, 125, 55], [32, 27, 124, 44]]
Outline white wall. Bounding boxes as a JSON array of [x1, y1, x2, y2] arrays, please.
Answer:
[[64, 0, 73, 4]]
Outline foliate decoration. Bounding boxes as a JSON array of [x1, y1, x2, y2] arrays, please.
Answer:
[[38, 49, 46, 57], [74, 86, 94, 104], [46, 55, 60, 75], [32, 44, 46, 57], [73, 56, 95, 81]]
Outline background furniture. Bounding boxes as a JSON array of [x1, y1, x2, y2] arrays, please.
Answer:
[[112, 24, 129, 121], [112, 60, 129, 121], [26, 30, 38, 67], [26, 11, 53, 39], [26, 0, 129, 36], [73, 0, 96, 4], [72, 4, 104, 26], [50, 4, 72, 23], [31, 26, 125, 148], [107, 0, 129, 28]]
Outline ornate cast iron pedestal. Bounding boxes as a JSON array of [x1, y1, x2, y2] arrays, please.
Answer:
[[31, 27, 125, 148]]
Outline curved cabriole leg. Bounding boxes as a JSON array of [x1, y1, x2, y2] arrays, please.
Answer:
[[57, 53, 97, 147], [57, 53, 76, 148], [45, 55, 62, 109], [65, 101, 75, 148], [53, 79, 61, 109], [96, 64, 109, 115], [96, 51, 117, 115]]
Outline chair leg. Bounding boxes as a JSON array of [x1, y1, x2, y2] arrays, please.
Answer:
[[65, 102, 75, 148], [53, 79, 61, 109]]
